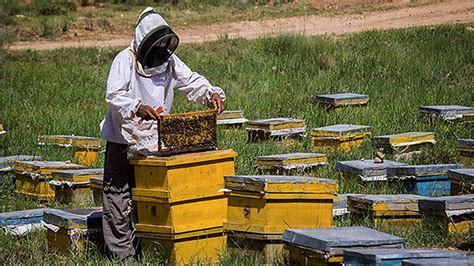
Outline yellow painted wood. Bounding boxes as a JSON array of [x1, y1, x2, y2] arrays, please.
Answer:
[[246, 121, 305, 131], [374, 132, 435, 147], [312, 138, 365, 153], [37, 135, 101, 148], [131, 150, 236, 203], [139, 229, 226, 265], [73, 148, 99, 166], [217, 111, 244, 120], [15, 175, 54, 200], [256, 156, 327, 168], [286, 244, 341, 266], [53, 186, 93, 205], [311, 131, 369, 140], [134, 195, 227, 234], [0, 124, 4, 131], [47, 228, 103, 253]]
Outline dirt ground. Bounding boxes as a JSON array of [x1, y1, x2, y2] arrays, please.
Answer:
[[7, 0, 474, 51]]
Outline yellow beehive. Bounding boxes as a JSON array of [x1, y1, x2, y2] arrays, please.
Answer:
[[217, 110, 248, 126], [37, 135, 101, 166], [50, 169, 103, 205], [246, 118, 306, 141], [373, 132, 436, 160], [14, 161, 86, 200], [90, 177, 103, 206], [139, 227, 226, 265], [311, 124, 372, 153], [225, 175, 337, 236], [256, 152, 327, 175], [315, 93, 369, 109], [459, 139, 473, 167], [348, 194, 429, 227], [227, 232, 286, 263]]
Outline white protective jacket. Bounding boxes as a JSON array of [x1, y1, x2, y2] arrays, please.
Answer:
[[100, 10, 225, 149]]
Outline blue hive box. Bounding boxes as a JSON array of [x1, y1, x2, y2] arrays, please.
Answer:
[[336, 160, 407, 181], [344, 248, 466, 266], [402, 256, 474, 266], [449, 168, 474, 195], [387, 164, 464, 197]]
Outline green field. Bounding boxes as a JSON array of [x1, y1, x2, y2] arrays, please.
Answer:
[[0, 24, 473, 263]]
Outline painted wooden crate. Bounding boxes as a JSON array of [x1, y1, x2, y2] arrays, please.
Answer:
[[157, 110, 217, 155], [343, 248, 466, 266], [14, 161, 86, 200], [246, 118, 306, 141], [0, 208, 52, 236], [333, 194, 362, 217], [224, 175, 337, 236], [256, 153, 327, 174], [418, 195, 474, 234], [217, 110, 248, 126], [37, 135, 101, 166], [90, 177, 103, 206], [311, 124, 372, 153], [336, 159, 407, 181], [402, 256, 474, 266], [138, 227, 226, 265], [459, 139, 473, 167], [348, 194, 429, 227], [283, 226, 405, 265], [0, 155, 42, 172], [50, 169, 103, 204], [386, 164, 463, 197], [315, 93, 369, 109], [131, 150, 235, 234], [373, 132, 436, 160], [420, 105, 474, 121], [43, 208, 103, 252], [449, 168, 474, 195], [227, 232, 287, 263]]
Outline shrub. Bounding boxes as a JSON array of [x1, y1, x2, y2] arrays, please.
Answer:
[[31, 0, 76, 16]]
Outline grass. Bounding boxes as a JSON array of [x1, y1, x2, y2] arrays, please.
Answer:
[[0, 24, 473, 263]]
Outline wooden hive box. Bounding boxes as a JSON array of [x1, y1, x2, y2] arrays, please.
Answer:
[[43, 208, 103, 252], [37, 135, 101, 166], [348, 194, 429, 227], [373, 132, 436, 160], [0, 155, 42, 172], [420, 105, 474, 121], [311, 124, 372, 153], [344, 248, 466, 266], [50, 169, 103, 204], [138, 227, 226, 265], [386, 164, 464, 197], [256, 153, 327, 175], [283, 226, 405, 265], [315, 93, 369, 109], [418, 195, 474, 234], [246, 118, 306, 141], [14, 161, 86, 200], [227, 231, 287, 263], [402, 256, 474, 266], [90, 177, 103, 206], [336, 159, 407, 181], [0, 208, 53, 236], [131, 150, 236, 235], [449, 168, 474, 195], [459, 139, 473, 167], [333, 194, 362, 217], [217, 110, 248, 126]]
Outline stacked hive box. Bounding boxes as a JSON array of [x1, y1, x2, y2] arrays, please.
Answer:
[[348, 194, 428, 227], [373, 132, 436, 160], [418, 195, 474, 234], [90, 177, 103, 206], [50, 169, 103, 204], [343, 248, 466, 265], [315, 93, 369, 109], [0, 155, 41, 172], [386, 164, 464, 197], [217, 110, 248, 126], [311, 124, 372, 153], [256, 153, 327, 175], [282, 226, 404, 265], [38, 135, 101, 166], [43, 208, 103, 252], [131, 149, 236, 265], [224, 175, 337, 262], [459, 139, 473, 167], [419, 105, 474, 121], [449, 169, 474, 195], [14, 161, 86, 200], [246, 118, 306, 141], [402, 257, 474, 266], [336, 159, 407, 181]]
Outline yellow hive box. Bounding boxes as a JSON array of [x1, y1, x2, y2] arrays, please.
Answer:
[[311, 124, 372, 153], [348, 194, 429, 228], [0, 123, 6, 135], [373, 132, 436, 160], [139, 227, 226, 265], [459, 139, 473, 167], [217, 110, 248, 126], [227, 232, 286, 263], [225, 175, 337, 236], [14, 161, 86, 200], [419, 195, 474, 234], [90, 177, 103, 206], [449, 169, 474, 195], [315, 93, 369, 109], [50, 169, 103, 205], [246, 118, 306, 141], [256, 153, 327, 175], [37, 135, 101, 166]]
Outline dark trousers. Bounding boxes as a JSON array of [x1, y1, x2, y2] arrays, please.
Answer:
[[102, 141, 137, 260]]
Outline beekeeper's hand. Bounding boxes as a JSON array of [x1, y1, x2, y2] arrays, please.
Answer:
[[137, 104, 162, 120], [211, 93, 225, 114]]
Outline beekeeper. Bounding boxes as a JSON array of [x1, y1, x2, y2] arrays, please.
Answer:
[[100, 7, 225, 261]]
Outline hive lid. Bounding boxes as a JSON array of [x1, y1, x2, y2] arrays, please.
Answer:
[[420, 105, 474, 114], [0, 155, 42, 171], [14, 161, 86, 174], [418, 195, 474, 211], [217, 110, 245, 120], [387, 164, 464, 177], [344, 248, 466, 262], [130, 149, 236, 167], [316, 93, 369, 101], [348, 194, 428, 206], [246, 118, 305, 131], [459, 139, 474, 148], [256, 153, 327, 166], [311, 124, 372, 139], [336, 160, 407, 178], [37, 135, 101, 147], [0, 208, 53, 226], [90, 177, 103, 185], [52, 168, 104, 180], [401, 257, 474, 266], [43, 208, 102, 229], [282, 226, 404, 253], [449, 169, 474, 182], [224, 175, 337, 194], [373, 132, 435, 147]]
